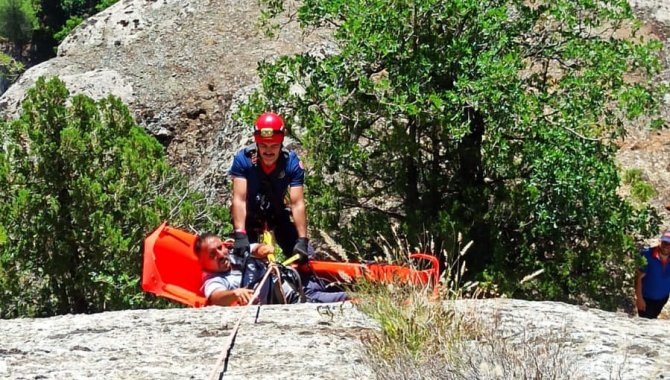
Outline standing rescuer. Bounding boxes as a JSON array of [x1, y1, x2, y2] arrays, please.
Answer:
[[228, 112, 309, 263], [636, 229, 670, 319]]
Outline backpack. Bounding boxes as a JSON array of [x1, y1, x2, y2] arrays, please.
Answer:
[[270, 264, 306, 304], [242, 258, 306, 304]]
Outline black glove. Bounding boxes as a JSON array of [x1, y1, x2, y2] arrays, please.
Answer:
[[293, 237, 309, 264], [232, 231, 250, 258]]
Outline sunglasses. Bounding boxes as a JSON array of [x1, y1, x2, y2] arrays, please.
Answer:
[[254, 128, 284, 138]]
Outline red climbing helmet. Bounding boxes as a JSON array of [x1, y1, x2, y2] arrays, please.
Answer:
[[254, 112, 285, 144]]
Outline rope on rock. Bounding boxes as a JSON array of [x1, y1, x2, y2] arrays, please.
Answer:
[[207, 263, 279, 380]]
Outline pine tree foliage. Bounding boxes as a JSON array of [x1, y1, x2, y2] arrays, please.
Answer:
[[0, 0, 37, 55], [0, 77, 229, 317]]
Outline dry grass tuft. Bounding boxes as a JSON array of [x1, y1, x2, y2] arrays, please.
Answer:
[[354, 232, 583, 380], [356, 282, 584, 379]]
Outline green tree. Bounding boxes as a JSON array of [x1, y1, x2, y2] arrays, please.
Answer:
[[54, 0, 118, 42], [0, 51, 24, 86], [0, 77, 230, 318], [0, 0, 37, 56], [53, 15, 83, 42], [238, 0, 664, 308]]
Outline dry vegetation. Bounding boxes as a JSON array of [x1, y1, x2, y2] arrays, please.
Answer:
[[354, 279, 589, 380], [350, 232, 590, 380]]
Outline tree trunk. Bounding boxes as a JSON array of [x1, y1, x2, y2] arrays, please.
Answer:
[[426, 122, 442, 218], [405, 119, 420, 233], [456, 107, 490, 276]]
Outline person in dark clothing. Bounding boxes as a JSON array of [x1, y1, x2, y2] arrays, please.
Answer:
[[227, 112, 347, 303], [228, 112, 308, 262], [636, 229, 670, 319]]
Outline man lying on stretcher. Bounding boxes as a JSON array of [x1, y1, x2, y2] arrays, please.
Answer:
[[194, 233, 347, 306]]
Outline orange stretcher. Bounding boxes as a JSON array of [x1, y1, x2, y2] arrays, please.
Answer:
[[141, 222, 440, 307]]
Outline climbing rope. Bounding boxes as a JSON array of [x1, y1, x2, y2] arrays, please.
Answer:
[[207, 262, 287, 380]]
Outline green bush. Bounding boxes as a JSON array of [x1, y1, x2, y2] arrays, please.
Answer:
[[0, 51, 24, 83], [622, 169, 643, 185], [631, 181, 657, 203], [53, 16, 83, 42], [243, 0, 664, 309], [94, 0, 118, 12], [622, 169, 656, 203], [0, 77, 230, 318], [0, 0, 37, 55]]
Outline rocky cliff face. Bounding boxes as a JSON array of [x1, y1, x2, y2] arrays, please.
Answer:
[[0, 300, 669, 379], [1, 3, 669, 379], [621, 1, 670, 227], [0, 0, 668, 217], [0, 0, 331, 202]]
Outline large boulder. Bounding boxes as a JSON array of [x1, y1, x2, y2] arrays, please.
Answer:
[[0, 300, 669, 379]]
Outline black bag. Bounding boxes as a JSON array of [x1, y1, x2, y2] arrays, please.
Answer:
[[269, 265, 306, 304]]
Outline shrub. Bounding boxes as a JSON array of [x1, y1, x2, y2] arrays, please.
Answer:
[[0, 51, 24, 85], [631, 181, 656, 203], [244, 0, 664, 308], [623, 169, 657, 203], [0, 0, 37, 55], [53, 16, 83, 42], [0, 77, 230, 318], [622, 169, 644, 185]]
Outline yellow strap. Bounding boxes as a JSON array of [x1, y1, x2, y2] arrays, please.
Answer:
[[282, 254, 301, 266], [262, 230, 280, 263]]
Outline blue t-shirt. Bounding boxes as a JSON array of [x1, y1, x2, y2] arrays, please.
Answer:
[[640, 246, 670, 300], [228, 145, 304, 217]]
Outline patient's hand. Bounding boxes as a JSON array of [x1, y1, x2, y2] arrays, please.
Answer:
[[255, 244, 274, 259]]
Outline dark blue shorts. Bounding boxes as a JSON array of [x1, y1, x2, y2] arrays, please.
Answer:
[[303, 276, 348, 303], [638, 295, 669, 319]]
